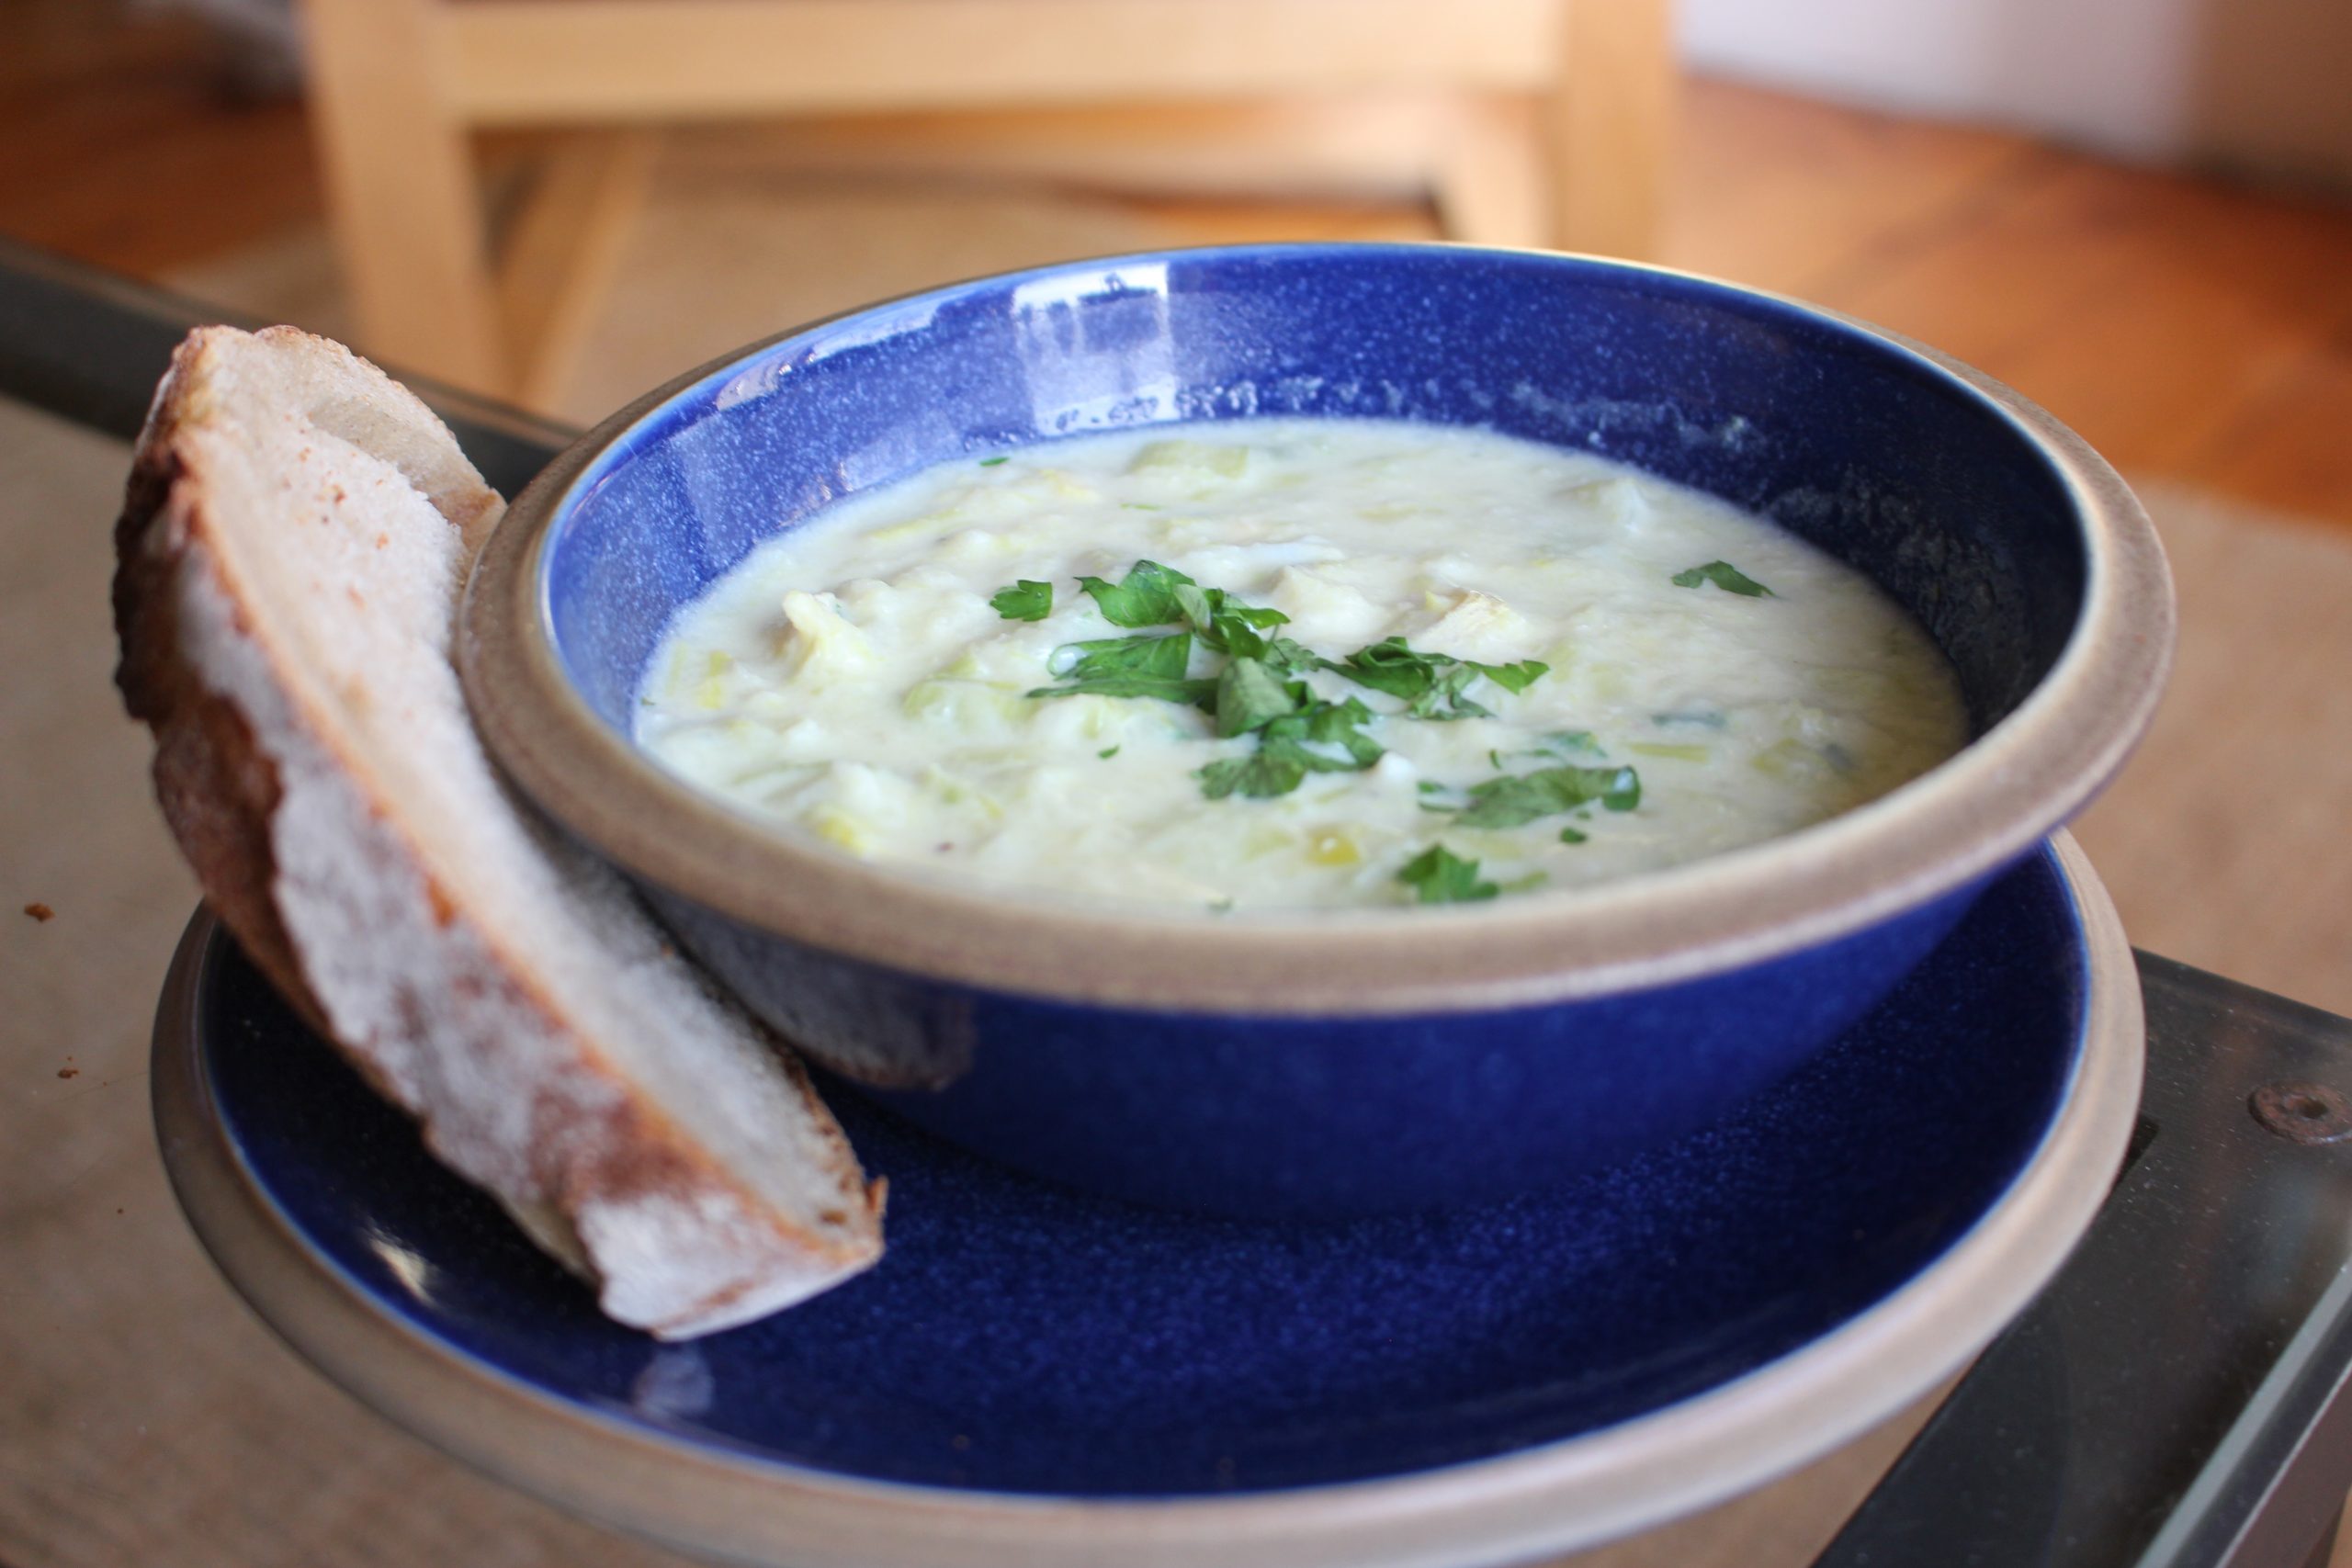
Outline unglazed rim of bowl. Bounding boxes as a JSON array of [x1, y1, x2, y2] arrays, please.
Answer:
[[459, 242, 2175, 1016], [149, 833, 2144, 1568]]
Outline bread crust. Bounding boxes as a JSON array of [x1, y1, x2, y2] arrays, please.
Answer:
[[116, 327, 882, 1337], [117, 441, 319, 1031]]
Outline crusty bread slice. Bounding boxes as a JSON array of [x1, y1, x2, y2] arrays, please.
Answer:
[[115, 325, 884, 1338]]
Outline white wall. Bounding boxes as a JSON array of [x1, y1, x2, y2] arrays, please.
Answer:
[[1679, 0, 2352, 189]]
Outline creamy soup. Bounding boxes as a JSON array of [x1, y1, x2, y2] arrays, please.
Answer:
[[635, 420, 1967, 911]]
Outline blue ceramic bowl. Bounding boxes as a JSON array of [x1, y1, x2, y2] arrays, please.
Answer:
[[459, 243, 2172, 1222]]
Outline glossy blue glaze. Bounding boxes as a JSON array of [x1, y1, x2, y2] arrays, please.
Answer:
[[198, 848, 2086, 1495], [530, 244, 2095, 1219], [644, 876, 1981, 1219]]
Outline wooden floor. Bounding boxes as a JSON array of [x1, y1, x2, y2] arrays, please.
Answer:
[[6, 2, 2352, 528]]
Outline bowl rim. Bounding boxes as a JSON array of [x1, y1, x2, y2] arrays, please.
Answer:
[[458, 240, 2174, 1016]]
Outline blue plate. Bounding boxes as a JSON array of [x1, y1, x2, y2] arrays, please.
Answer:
[[153, 840, 2143, 1567]]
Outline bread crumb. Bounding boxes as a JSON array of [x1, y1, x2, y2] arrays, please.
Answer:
[[23, 902, 53, 922], [57, 1067, 77, 1079]]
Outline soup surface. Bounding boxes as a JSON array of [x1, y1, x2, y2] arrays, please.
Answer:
[[636, 420, 1967, 911]]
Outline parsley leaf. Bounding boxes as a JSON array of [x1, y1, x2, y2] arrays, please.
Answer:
[[1215, 656, 1302, 738], [1171, 581, 1296, 663], [1488, 730, 1606, 767], [1558, 825, 1589, 844], [989, 579, 1053, 621], [1325, 637, 1443, 700], [1476, 659, 1550, 694], [1253, 634, 1324, 676], [1258, 697, 1382, 773], [1453, 763, 1641, 829], [1325, 637, 1549, 720], [1198, 751, 1309, 799], [1031, 674, 1216, 705], [1051, 631, 1192, 682], [1411, 663, 1495, 721], [1196, 696, 1382, 800], [1172, 581, 1220, 637], [1671, 560, 1773, 597], [1079, 559, 1197, 626], [978, 455, 1011, 467], [1396, 844, 1498, 904], [1029, 630, 1216, 706], [1210, 608, 1295, 660]]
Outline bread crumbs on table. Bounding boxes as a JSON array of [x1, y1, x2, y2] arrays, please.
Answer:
[[24, 902, 53, 921], [57, 1067, 77, 1079]]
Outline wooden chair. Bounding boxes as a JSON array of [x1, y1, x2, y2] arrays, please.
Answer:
[[299, 0, 1675, 404]]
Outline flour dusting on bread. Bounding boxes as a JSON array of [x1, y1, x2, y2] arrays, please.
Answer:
[[115, 326, 882, 1337]]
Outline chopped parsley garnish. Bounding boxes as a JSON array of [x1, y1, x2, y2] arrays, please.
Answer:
[[1197, 750, 1308, 800], [1171, 582, 1219, 637], [1028, 630, 1216, 706], [1215, 656, 1303, 738], [1487, 730, 1606, 770], [1011, 561, 1552, 813], [1098, 746, 1120, 759], [1199, 695, 1382, 798], [1078, 559, 1198, 627], [1453, 763, 1641, 829], [1476, 659, 1551, 694], [1259, 698, 1383, 773], [1053, 630, 1192, 682], [1652, 709, 1727, 729], [1171, 583, 1307, 671], [989, 579, 1053, 621], [1324, 637, 1549, 720], [1255, 635, 1326, 677], [1031, 672, 1216, 705], [1558, 825, 1589, 844], [1396, 844, 1498, 904], [1671, 560, 1772, 597], [978, 456, 1010, 467]]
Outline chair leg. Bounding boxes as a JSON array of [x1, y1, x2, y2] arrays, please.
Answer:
[[1545, 0, 1674, 259], [1434, 94, 1548, 250], [497, 130, 659, 412], [300, 0, 507, 394]]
